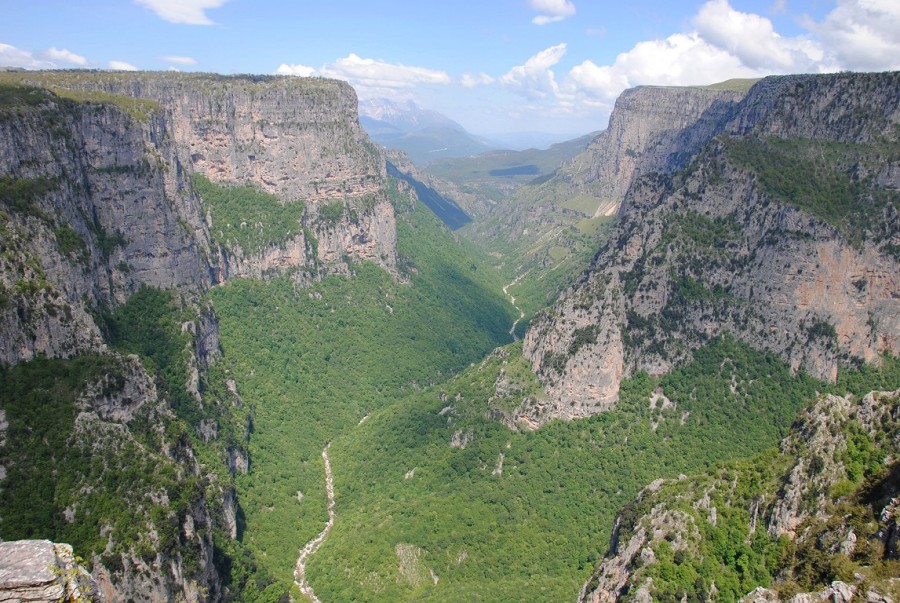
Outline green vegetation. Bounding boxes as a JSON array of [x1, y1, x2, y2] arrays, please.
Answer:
[[0, 355, 202, 567], [560, 192, 604, 215], [0, 78, 161, 122], [723, 136, 899, 247], [305, 336, 826, 601], [425, 133, 596, 199], [0, 83, 52, 110], [96, 286, 196, 421], [608, 364, 900, 603], [53, 225, 88, 262], [0, 175, 56, 219], [193, 174, 306, 254], [318, 200, 345, 227], [469, 198, 615, 334], [387, 161, 471, 230], [626, 453, 791, 603], [702, 78, 761, 93], [208, 195, 515, 595], [88, 221, 127, 259], [49, 87, 162, 122]]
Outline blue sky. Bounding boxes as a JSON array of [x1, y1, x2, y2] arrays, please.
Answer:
[[1, 0, 898, 137]]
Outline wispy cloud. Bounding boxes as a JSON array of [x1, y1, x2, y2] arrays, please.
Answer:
[[161, 55, 197, 65], [461, 72, 495, 88], [108, 60, 138, 71], [133, 0, 227, 25], [276, 63, 317, 77], [0, 43, 52, 69], [499, 44, 567, 99], [321, 55, 452, 89], [529, 0, 576, 25], [275, 55, 452, 98], [45, 47, 87, 66], [0, 43, 88, 69]]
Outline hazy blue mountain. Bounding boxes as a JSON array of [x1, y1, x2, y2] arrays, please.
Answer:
[[359, 98, 498, 163]]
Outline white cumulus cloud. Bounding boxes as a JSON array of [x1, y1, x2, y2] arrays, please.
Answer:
[[44, 47, 87, 66], [529, 0, 576, 25], [693, 0, 823, 71], [133, 0, 227, 25], [0, 43, 55, 69], [809, 0, 900, 71], [500, 44, 567, 99], [276, 63, 317, 77], [319, 54, 451, 97], [161, 55, 197, 65], [560, 0, 874, 110], [0, 43, 91, 69], [566, 32, 767, 103], [461, 72, 495, 88], [108, 60, 138, 71]]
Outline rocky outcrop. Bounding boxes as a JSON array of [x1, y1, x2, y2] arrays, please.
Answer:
[[0, 88, 211, 365], [739, 581, 860, 603], [767, 390, 900, 539], [559, 83, 748, 218], [0, 82, 237, 601], [25, 72, 384, 204], [66, 355, 221, 603], [524, 72, 900, 423], [0, 540, 101, 602], [579, 389, 900, 603], [4, 71, 399, 277]]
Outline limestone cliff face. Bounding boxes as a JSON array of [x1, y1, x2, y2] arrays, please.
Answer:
[[524, 72, 900, 423], [18, 72, 398, 276], [578, 389, 900, 603], [83, 73, 384, 202], [485, 82, 747, 247], [560, 84, 747, 218], [0, 87, 212, 365], [450, 83, 750, 326]]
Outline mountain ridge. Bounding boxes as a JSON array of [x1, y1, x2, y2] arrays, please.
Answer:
[[522, 71, 900, 424]]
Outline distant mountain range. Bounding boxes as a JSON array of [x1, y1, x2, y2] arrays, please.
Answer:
[[359, 99, 497, 163], [359, 98, 586, 164]]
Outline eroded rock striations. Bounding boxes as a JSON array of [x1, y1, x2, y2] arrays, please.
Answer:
[[0, 540, 101, 602], [0, 86, 210, 365], [557, 82, 750, 218], [524, 72, 900, 423], [5, 71, 399, 277]]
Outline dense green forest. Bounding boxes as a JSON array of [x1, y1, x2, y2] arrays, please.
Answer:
[[208, 190, 517, 597], [0, 353, 210, 576], [307, 336, 837, 601], [586, 359, 900, 603], [196, 173, 898, 601]]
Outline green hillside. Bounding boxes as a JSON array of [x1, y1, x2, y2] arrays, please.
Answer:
[[207, 182, 517, 598], [304, 336, 848, 601]]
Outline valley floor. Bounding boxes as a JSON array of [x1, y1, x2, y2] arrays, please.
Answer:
[[294, 444, 335, 603]]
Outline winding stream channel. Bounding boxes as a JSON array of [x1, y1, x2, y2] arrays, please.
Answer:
[[293, 275, 525, 600], [503, 273, 527, 341], [294, 443, 335, 603]]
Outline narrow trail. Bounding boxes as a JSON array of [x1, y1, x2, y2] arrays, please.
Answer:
[[502, 273, 527, 341], [294, 443, 335, 603]]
